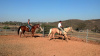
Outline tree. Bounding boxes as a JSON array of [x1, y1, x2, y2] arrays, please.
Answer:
[[76, 23, 86, 31], [92, 25, 99, 33], [3, 26, 10, 29]]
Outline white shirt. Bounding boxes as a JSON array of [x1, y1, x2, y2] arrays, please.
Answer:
[[58, 23, 62, 28]]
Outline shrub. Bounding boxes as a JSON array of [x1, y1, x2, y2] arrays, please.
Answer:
[[3, 26, 10, 29], [91, 25, 99, 33], [76, 23, 86, 31]]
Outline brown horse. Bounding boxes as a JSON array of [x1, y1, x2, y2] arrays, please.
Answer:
[[48, 27, 73, 41], [18, 24, 43, 37]]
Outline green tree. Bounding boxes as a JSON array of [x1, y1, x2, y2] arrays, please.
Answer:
[[76, 23, 86, 31], [92, 25, 99, 33], [3, 26, 10, 29]]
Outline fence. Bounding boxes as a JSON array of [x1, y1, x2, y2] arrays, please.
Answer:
[[42, 27, 100, 43], [0, 29, 18, 35], [0, 28, 100, 43], [69, 29, 100, 43]]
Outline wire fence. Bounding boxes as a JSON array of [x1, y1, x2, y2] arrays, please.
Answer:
[[0, 28, 100, 43], [0, 29, 18, 35], [69, 29, 100, 43], [42, 27, 100, 43]]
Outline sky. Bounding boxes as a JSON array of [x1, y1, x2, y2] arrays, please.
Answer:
[[0, 0, 100, 22]]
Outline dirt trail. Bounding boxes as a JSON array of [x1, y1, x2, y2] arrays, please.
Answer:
[[0, 34, 100, 56]]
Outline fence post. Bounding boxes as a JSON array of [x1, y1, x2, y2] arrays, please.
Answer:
[[86, 29, 88, 43], [5, 29, 7, 35], [43, 27, 45, 37]]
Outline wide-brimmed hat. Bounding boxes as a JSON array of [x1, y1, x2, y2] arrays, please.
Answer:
[[59, 21, 62, 22], [28, 19, 30, 21]]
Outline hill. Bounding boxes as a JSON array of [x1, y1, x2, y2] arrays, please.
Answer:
[[47, 19, 100, 31], [0, 19, 100, 32]]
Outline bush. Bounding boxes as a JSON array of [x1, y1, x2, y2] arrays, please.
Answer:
[[76, 23, 86, 31], [91, 25, 99, 33], [3, 26, 10, 29], [43, 25, 55, 34]]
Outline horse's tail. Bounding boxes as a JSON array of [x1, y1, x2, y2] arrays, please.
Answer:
[[18, 26, 21, 35], [48, 28, 52, 36]]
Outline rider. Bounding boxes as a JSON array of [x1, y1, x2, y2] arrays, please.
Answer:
[[27, 19, 32, 31], [58, 21, 64, 35]]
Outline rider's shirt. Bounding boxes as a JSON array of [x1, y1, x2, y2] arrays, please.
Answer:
[[28, 22, 30, 25], [58, 23, 62, 28]]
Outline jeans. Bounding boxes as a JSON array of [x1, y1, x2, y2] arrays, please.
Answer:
[[58, 27, 64, 34], [27, 24, 32, 31]]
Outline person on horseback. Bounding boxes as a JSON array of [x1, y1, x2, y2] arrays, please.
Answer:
[[27, 19, 32, 31], [58, 21, 64, 35]]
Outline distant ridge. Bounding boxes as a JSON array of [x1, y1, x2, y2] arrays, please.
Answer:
[[48, 19, 100, 30]]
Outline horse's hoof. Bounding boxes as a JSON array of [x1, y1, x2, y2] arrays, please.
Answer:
[[49, 39, 52, 41], [66, 40, 68, 42], [63, 38, 66, 40], [68, 38, 71, 40]]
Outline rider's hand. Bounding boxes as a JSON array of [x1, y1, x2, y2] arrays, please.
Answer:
[[30, 24, 32, 26], [60, 26, 63, 27]]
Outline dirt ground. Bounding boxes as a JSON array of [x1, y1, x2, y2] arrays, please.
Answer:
[[0, 34, 100, 56]]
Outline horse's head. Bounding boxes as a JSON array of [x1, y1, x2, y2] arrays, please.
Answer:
[[64, 27, 74, 33], [68, 27, 74, 33], [34, 24, 43, 32], [36, 24, 40, 28]]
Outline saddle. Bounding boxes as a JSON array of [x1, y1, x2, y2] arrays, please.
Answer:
[[26, 25, 32, 32], [58, 27, 64, 35], [58, 28, 61, 31], [58, 27, 64, 30], [58, 28, 62, 35], [26, 26, 29, 28], [26, 26, 30, 31]]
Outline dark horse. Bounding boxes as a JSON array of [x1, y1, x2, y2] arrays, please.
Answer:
[[18, 24, 43, 37]]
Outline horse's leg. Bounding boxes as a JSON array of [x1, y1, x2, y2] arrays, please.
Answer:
[[32, 34, 34, 37], [53, 34, 56, 41], [48, 34, 50, 37], [49, 34, 52, 40], [61, 34, 64, 41], [20, 32, 22, 37], [23, 30, 25, 37], [31, 30, 35, 37], [48, 29, 52, 40], [63, 35, 66, 41], [53, 34, 54, 38], [32, 32, 34, 37], [65, 34, 68, 42], [49, 34, 53, 40]]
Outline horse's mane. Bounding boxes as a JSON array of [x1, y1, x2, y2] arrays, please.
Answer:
[[33, 24, 39, 26], [65, 26, 70, 28], [32, 24, 40, 27]]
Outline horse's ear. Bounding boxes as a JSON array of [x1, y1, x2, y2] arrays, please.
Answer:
[[37, 24, 39, 25], [40, 24, 42, 25], [38, 24, 40, 25]]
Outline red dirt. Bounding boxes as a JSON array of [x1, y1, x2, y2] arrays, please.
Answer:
[[0, 34, 100, 56]]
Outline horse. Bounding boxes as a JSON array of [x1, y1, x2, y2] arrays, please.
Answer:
[[18, 24, 43, 37], [48, 27, 73, 41]]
